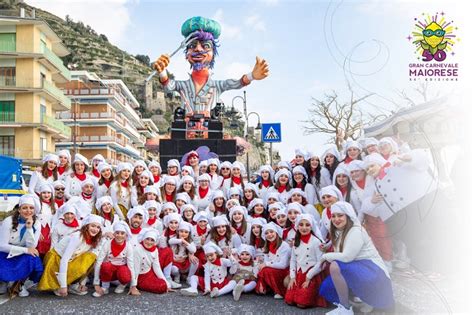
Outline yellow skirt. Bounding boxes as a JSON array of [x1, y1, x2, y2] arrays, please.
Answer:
[[37, 249, 97, 291], [315, 203, 324, 216], [118, 204, 128, 220]]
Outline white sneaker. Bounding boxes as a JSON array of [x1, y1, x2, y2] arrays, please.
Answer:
[[360, 303, 374, 313], [338, 305, 354, 315], [353, 296, 363, 303], [273, 293, 284, 299], [169, 280, 182, 289], [180, 287, 198, 297], [233, 280, 244, 301], [18, 286, 29, 297], [53, 289, 62, 297], [210, 287, 219, 298], [0, 282, 7, 295], [69, 283, 88, 296], [114, 284, 126, 294], [173, 275, 181, 284]]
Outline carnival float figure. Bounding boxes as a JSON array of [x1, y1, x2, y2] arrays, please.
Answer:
[[151, 16, 269, 139]]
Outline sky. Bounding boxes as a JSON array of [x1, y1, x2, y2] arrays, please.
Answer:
[[27, 0, 470, 161]]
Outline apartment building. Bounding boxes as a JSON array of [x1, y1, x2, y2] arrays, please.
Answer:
[[0, 8, 71, 165]]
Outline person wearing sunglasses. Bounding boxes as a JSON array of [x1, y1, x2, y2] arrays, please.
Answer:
[[53, 180, 67, 208]]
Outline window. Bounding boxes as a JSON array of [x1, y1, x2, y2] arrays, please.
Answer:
[[40, 104, 46, 123], [0, 67, 15, 86], [0, 100, 15, 122], [0, 33, 16, 52], [0, 135, 15, 156], [40, 137, 47, 156]]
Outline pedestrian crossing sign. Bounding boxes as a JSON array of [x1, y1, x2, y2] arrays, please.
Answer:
[[261, 123, 281, 143]]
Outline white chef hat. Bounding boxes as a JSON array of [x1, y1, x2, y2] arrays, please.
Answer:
[[290, 188, 307, 200], [320, 185, 343, 201], [212, 190, 226, 201], [332, 165, 350, 185], [220, 161, 232, 170], [167, 159, 181, 171], [277, 160, 292, 171], [274, 168, 292, 182], [57, 150, 71, 162], [229, 205, 248, 221], [232, 161, 246, 175], [58, 203, 78, 218], [207, 158, 220, 168], [73, 153, 89, 166], [82, 214, 104, 229], [178, 221, 193, 232], [322, 145, 341, 162], [266, 192, 281, 203], [113, 221, 132, 239], [143, 199, 161, 212], [344, 140, 362, 152], [91, 154, 105, 163], [226, 199, 240, 211], [331, 201, 360, 225], [138, 228, 159, 243], [181, 203, 197, 214], [259, 164, 275, 179], [116, 162, 133, 173], [308, 152, 320, 160], [144, 185, 159, 196], [268, 201, 285, 212], [247, 198, 264, 211], [262, 222, 283, 239], [42, 153, 59, 165], [363, 153, 387, 169], [198, 160, 208, 168], [244, 183, 258, 195], [162, 202, 178, 213], [127, 205, 149, 223], [179, 175, 195, 187], [228, 186, 243, 198], [295, 148, 309, 161], [134, 160, 148, 170], [347, 160, 365, 173], [362, 137, 379, 148], [250, 217, 267, 227], [163, 176, 178, 186], [182, 165, 195, 177], [163, 213, 181, 227], [95, 196, 113, 211], [176, 192, 191, 204], [148, 161, 162, 172], [203, 242, 223, 255], [211, 215, 230, 227], [53, 180, 66, 189], [198, 173, 211, 182], [19, 194, 41, 214], [97, 162, 112, 174], [295, 213, 323, 240], [139, 170, 153, 180], [237, 244, 255, 258], [379, 137, 399, 154], [193, 211, 209, 223], [81, 177, 96, 189], [292, 165, 308, 179], [275, 208, 287, 217], [69, 197, 92, 219], [286, 202, 304, 215], [39, 183, 54, 193]]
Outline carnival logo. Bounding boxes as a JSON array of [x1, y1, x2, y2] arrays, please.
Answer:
[[407, 12, 460, 81]]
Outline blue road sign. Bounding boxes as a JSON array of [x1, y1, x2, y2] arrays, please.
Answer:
[[261, 123, 281, 143]]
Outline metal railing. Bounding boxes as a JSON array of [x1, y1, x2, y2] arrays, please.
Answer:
[[41, 46, 71, 81], [42, 115, 71, 137], [59, 134, 126, 146], [42, 80, 71, 109], [56, 111, 126, 126]]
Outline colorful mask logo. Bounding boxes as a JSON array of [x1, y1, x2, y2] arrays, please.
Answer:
[[409, 12, 459, 62]]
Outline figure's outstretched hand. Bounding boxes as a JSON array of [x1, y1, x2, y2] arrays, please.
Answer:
[[252, 56, 269, 80], [153, 54, 170, 73]]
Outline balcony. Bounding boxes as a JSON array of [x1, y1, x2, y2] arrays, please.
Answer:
[[0, 111, 70, 139], [41, 115, 71, 139], [0, 75, 71, 110], [56, 111, 126, 126], [39, 45, 71, 83]]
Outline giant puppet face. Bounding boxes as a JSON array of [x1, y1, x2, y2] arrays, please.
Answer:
[[185, 31, 217, 71]]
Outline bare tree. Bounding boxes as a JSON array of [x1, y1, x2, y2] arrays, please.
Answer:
[[302, 87, 373, 150], [396, 82, 440, 107]]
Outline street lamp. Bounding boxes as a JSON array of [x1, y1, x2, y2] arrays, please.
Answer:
[[231, 91, 261, 178]]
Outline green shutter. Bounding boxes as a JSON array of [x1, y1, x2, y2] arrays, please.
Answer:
[[0, 101, 15, 122], [0, 33, 16, 52]]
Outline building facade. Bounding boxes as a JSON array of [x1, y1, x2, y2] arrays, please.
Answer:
[[0, 8, 71, 165], [56, 71, 158, 164]]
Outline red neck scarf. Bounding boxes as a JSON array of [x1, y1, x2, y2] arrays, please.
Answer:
[[198, 186, 209, 199], [234, 224, 243, 236], [278, 185, 286, 193], [55, 198, 64, 208], [103, 212, 112, 222], [310, 169, 318, 177], [296, 182, 304, 189], [212, 257, 222, 266], [111, 239, 126, 257], [75, 173, 86, 181], [147, 216, 157, 226], [217, 234, 227, 242], [62, 218, 79, 228], [121, 181, 129, 188], [377, 162, 392, 180], [268, 240, 279, 254], [82, 192, 92, 200], [252, 213, 263, 218], [130, 226, 142, 235], [326, 207, 332, 219], [166, 229, 176, 238], [339, 186, 348, 197], [58, 166, 66, 175], [191, 69, 209, 87], [356, 178, 366, 189], [47, 169, 53, 177], [240, 260, 252, 266], [165, 193, 174, 202], [222, 175, 231, 180], [141, 241, 156, 252], [344, 157, 354, 164], [232, 176, 242, 185], [197, 225, 207, 236], [104, 178, 112, 188], [92, 169, 100, 178], [262, 179, 270, 188], [282, 228, 290, 240], [382, 153, 391, 160], [153, 175, 161, 183], [255, 237, 262, 248], [300, 233, 312, 244], [42, 200, 51, 205], [84, 235, 93, 245]]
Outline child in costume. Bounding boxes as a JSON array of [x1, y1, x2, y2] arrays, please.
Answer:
[[230, 244, 259, 301]]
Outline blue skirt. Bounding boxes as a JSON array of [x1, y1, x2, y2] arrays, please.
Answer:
[[0, 251, 44, 283], [319, 259, 395, 309]]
